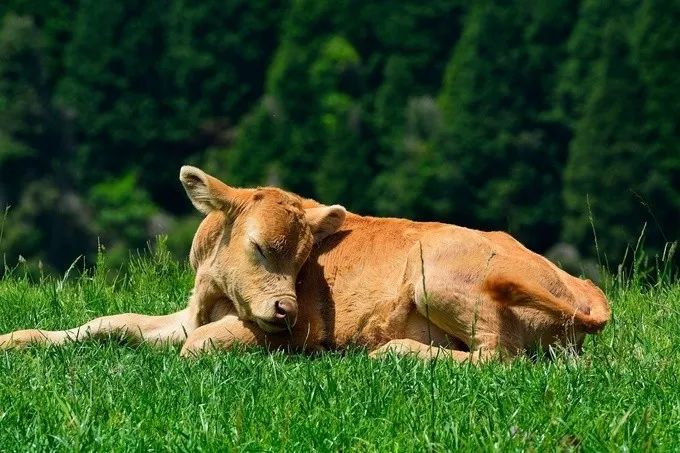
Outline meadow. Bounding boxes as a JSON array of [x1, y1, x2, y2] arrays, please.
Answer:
[[0, 244, 678, 451]]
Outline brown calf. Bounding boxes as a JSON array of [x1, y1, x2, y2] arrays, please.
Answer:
[[0, 166, 611, 362]]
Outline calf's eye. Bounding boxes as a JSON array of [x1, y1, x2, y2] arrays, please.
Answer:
[[252, 241, 266, 260]]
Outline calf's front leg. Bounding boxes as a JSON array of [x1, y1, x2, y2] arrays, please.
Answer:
[[0, 280, 220, 351], [180, 315, 289, 357], [0, 309, 196, 350]]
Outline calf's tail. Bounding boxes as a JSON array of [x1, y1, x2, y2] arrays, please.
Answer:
[[485, 277, 611, 333]]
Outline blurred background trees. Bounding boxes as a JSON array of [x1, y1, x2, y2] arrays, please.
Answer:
[[0, 0, 678, 273]]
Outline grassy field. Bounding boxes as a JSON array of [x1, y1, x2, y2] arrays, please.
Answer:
[[0, 245, 678, 451]]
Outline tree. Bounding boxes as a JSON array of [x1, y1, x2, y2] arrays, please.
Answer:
[[0, 14, 93, 270], [1, 0, 677, 273], [310, 37, 373, 211], [395, 1, 578, 251], [57, 0, 287, 211], [633, 0, 680, 250], [220, 1, 350, 197], [222, 0, 464, 212], [165, 0, 287, 126], [561, 0, 679, 264], [0, 0, 78, 90], [0, 14, 54, 197], [562, 18, 649, 263], [57, 0, 173, 192]]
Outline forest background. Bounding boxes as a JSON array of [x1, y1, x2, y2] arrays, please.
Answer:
[[0, 0, 678, 275]]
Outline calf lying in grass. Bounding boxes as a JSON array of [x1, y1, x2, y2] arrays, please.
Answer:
[[0, 166, 611, 361]]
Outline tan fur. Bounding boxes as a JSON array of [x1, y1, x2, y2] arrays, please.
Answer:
[[0, 166, 611, 363]]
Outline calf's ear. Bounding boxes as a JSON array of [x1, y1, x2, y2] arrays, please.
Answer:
[[305, 205, 346, 243], [179, 166, 249, 216]]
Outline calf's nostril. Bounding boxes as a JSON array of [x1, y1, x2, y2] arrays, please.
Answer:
[[274, 300, 287, 318], [274, 299, 298, 321]]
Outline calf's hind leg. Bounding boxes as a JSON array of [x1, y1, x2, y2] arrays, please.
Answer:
[[369, 339, 495, 363], [0, 308, 197, 350], [393, 240, 516, 362]]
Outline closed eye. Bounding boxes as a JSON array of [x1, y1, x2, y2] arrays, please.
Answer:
[[252, 241, 267, 260]]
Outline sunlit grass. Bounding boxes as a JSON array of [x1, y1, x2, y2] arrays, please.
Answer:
[[0, 243, 678, 451]]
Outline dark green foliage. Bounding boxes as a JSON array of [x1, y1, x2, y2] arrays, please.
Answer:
[[57, 0, 183, 200], [1, 180, 96, 273], [561, 0, 680, 263], [553, 0, 639, 126], [0, 13, 89, 271], [633, 0, 680, 252], [0, 1, 678, 271], [0, 13, 46, 190], [88, 172, 157, 247], [378, 1, 578, 251], [562, 18, 647, 261], [0, 13, 73, 197], [165, 0, 286, 127], [56, 0, 285, 210], [0, 0, 77, 90], [219, 2, 367, 198], [219, 0, 464, 212]]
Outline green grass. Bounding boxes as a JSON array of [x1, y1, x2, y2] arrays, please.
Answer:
[[0, 245, 678, 451]]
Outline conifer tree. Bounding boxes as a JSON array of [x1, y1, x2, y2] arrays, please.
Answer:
[[634, 0, 680, 249], [562, 0, 679, 262], [410, 1, 578, 251], [562, 18, 647, 262]]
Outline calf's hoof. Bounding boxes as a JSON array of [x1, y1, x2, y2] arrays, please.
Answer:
[[0, 329, 45, 350]]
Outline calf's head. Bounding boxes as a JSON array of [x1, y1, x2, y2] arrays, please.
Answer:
[[180, 166, 345, 332]]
